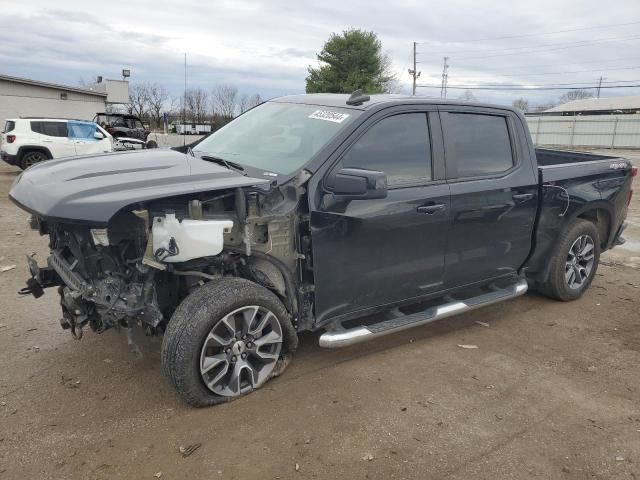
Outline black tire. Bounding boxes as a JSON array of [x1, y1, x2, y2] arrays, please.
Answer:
[[537, 219, 601, 301], [19, 150, 47, 169], [161, 277, 298, 407], [145, 140, 158, 149]]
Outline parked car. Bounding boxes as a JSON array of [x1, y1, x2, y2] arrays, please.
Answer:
[[1, 118, 112, 169], [94, 113, 150, 143], [10, 93, 635, 406]]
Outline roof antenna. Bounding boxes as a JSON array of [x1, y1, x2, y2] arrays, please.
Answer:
[[346, 89, 370, 106]]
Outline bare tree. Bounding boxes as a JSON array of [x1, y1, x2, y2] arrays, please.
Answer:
[[212, 84, 238, 120], [531, 102, 556, 112], [238, 93, 264, 114], [250, 93, 263, 107], [129, 83, 151, 120], [184, 88, 209, 123], [148, 83, 169, 129], [558, 89, 593, 105], [512, 98, 529, 112]]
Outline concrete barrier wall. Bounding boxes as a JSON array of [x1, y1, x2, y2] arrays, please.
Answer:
[[526, 114, 640, 149], [146, 133, 205, 148]]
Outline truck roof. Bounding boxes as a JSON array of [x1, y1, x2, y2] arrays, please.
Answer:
[[271, 93, 517, 113]]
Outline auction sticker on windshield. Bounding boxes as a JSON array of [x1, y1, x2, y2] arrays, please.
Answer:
[[308, 110, 350, 123]]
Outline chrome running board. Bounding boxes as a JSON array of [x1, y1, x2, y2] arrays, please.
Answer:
[[318, 279, 528, 348]]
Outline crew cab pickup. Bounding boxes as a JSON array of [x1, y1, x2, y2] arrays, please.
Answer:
[[9, 92, 635, 406]]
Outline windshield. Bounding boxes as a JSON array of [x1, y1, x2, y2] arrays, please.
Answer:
[[193, 102, 359, 175], [95, 114, 127, 127]]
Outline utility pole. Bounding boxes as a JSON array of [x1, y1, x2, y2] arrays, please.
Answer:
[[596, 76, 604, 98], [408, 42, 421, 95], [440, 57, 449, 98], [183, 53, 187, 147]]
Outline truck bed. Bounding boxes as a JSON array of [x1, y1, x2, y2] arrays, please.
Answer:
[[535, 147, 617, 167]]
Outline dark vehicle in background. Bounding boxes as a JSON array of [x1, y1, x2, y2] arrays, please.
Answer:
[[10, 93, 635, 406], [94, 113, 150, 142]]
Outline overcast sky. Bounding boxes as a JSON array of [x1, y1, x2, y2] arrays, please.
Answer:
[[1, 0, 639, 107]]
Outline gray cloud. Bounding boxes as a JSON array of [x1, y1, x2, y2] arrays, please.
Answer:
[[1, 0, 639, 106]]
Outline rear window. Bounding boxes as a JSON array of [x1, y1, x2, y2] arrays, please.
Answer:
[[4, 121, 15, 133], [30, 121, 68, 137], [442, 113, 514, 178]]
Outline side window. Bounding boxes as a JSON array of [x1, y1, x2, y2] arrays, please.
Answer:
[[341, 113, 431, 186], [68, 121, 98, 140], [442, 113, 514, 179], [4, 121, 15, 133], [30, 121, 68, 137], [134, 120, 144, 129]]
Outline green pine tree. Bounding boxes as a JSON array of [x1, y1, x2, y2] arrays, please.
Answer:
[[306, 29, 396, 94]]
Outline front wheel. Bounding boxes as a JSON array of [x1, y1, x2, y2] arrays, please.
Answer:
[[538, 219, 601, 301], [161, 278, 297, 406]]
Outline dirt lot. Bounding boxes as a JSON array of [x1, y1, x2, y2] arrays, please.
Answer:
[[0, 151, 639, 480]]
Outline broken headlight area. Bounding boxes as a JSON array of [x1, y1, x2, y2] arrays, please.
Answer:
[[26, 198, 243, 341], [42, 211, 169, 338]]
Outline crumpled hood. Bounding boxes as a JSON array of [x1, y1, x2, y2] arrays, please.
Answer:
[[9, 149, 269, 225]]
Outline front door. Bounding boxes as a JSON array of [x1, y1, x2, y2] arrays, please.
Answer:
[[68, 121, 110, 155], [310, 110, 451, 326], [440, 109, 539, 287]]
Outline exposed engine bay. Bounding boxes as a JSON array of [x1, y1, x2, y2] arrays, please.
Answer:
[[26, 175, 313, 342]]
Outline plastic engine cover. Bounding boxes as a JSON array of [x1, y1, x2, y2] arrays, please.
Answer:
[[152, 213, 233, 263]]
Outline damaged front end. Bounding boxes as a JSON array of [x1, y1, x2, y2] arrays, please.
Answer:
[[26, 211, 169, 339], [19, 174, 310, 343]]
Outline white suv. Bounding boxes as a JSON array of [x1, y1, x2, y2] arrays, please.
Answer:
[[1, 118, 113, 169]]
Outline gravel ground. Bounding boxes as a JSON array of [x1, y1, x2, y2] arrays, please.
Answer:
[[0, 150, 638, 480]]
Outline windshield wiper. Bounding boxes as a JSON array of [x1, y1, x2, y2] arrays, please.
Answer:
[[197, 154, 247, 176]]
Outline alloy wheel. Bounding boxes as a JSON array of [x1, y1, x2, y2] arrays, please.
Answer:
[[565, 234, 595, 289], [199, 306, 283, 397]]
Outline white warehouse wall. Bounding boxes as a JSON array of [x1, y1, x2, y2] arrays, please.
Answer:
[[0, 79, 106, 124]]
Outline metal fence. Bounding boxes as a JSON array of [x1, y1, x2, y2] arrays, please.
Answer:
[[526, 114, 640, 149]]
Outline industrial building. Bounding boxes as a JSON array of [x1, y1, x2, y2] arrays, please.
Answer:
[[0, 74, 129, 124], [536, 95, 640, 116]]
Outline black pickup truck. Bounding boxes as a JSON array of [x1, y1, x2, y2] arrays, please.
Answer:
[[9, 92, 635, 406]]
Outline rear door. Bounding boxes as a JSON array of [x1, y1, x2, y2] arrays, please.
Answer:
[[440, 108, 538, 287], [309, 108, 451, 325], [29, 121, 75, 158]]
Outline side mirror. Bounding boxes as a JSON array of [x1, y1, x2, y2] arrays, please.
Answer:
[[94, 131, 105, 140], [325, 167, 388, 200]]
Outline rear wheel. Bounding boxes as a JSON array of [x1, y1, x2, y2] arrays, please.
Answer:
[[538, 219, 600, 301], [20, 150, 47, 169], [161, 277, 297, 406]]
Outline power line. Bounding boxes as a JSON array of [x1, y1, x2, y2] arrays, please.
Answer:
[[416, 20, 640, 45], [493, 65, 640, 77], [452, 34, 640, 60], [416, 83, 640, 91], [461, 55, 640, 69], [435, 79, 640, 88], [436, 34, 640, 57]]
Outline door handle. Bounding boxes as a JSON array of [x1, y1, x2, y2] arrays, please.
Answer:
[[417, 204, 446, 214], [512, 193, 534, 202]]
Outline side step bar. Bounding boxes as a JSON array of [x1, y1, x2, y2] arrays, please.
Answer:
[[319, 279, 528, 348]]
